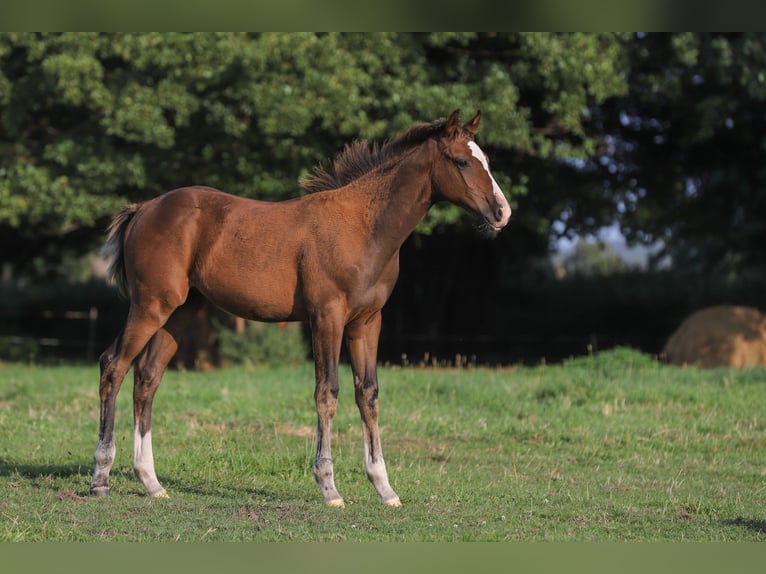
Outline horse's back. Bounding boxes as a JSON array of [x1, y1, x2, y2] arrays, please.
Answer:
[[131, 185, 289, 245], [142, 185, 260, 219]]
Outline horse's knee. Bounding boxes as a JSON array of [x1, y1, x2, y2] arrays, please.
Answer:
[[355, 379, 379, 411], [314, 376, 340, 404]]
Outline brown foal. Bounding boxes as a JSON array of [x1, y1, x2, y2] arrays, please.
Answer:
[[90, 110, 511, 507]]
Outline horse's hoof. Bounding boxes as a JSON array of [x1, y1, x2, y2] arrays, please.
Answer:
[[325, 498, 345, 508], [150, 490, 169, 499], [383, 497, 402, 507], [90, 486, 110, 497]]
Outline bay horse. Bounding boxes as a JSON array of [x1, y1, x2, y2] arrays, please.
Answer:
[[90, 110, 511, 507]]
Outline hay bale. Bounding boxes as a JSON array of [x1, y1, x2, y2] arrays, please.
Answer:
[[664, 305, 766, 368]]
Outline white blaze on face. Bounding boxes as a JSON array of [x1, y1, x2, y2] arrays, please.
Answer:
[[468, 141, 512, 225]]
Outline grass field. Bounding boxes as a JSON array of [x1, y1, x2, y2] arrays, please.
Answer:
[[1, 347, 765, 542]]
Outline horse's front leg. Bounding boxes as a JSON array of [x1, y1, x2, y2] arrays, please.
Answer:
[[310, 309, 346, 507], [347, 311, 401, 506]]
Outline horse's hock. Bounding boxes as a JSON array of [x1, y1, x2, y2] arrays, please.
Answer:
[[664, 305, 766, 368]]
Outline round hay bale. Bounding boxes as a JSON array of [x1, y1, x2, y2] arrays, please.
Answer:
[[664, 305, 766, 368]]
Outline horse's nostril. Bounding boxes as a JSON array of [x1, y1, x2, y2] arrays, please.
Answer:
[[495, 207, 504, 222]]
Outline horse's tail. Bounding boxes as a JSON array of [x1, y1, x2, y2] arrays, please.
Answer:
[[103, 203, 142, 299]]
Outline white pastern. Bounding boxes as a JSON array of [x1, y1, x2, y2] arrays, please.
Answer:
[[133, 428, 153, 471], [94, 440, 115, 469], [468, 141, 512, 222], [365, 453, 399, 505], [133, 428, 165, 496]]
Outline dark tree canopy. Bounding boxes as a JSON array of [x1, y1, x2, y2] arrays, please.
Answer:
[[584, 33, 766, 273], [1, 32, 764, 277]]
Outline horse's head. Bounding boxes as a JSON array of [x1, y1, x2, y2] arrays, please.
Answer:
[[432, 110, 511, 235]]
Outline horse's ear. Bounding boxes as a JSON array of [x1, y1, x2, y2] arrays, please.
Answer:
[[446, 109, 462, 138], [463, 110, 481, 135]]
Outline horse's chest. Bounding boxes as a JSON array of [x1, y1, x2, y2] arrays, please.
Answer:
[[344, 260, 399, 309]]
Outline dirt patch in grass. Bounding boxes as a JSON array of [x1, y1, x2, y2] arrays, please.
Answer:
[[274, 424, 314, 438], [58, 490, 88, 502]]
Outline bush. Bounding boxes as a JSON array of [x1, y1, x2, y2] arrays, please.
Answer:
[[0, 336, 39, 363], [217, 321, 309, 367]]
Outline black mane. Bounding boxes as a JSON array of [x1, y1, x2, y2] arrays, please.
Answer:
[[300, 118, 455, 194]]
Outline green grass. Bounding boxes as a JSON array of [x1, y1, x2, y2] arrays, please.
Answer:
[[1, 347, 765, 541]]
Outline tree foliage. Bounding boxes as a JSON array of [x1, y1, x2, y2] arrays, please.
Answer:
[[4, 33, 764, 278], [0, 32, 629, 276], [556, 240, 628, 277], [582, 33, 766, 273]]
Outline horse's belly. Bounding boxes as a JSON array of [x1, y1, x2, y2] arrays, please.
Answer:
[[194, 277, 307, 323]]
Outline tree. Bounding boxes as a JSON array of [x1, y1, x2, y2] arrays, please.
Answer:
[[0, 32, 630, 277], [556, 239, 627, 277], [582, 33, 766, 273]]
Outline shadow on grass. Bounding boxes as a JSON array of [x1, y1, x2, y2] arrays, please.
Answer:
[[0, 459, 288, 502], [723, 517, 766, 534], [0, 457, 97, 497], [0, 458, 88, 479]]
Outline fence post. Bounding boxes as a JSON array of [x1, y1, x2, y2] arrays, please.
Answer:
[[87, 306, 98, 362]]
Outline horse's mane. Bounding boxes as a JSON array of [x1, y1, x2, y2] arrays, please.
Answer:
[[301, 117, 465, 194]]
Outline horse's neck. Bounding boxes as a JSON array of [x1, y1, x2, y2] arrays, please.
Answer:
[[358, 145, 434, 255]]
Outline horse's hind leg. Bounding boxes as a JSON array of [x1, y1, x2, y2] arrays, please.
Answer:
[[132, 293, 207, 497], [347, 311, 401, 506], [90, 298, 184, 496], [90, 337, 123, 496], [131, 332, 176, 498]]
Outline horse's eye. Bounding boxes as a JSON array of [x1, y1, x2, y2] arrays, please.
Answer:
[[454, 158, 470, 169]]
